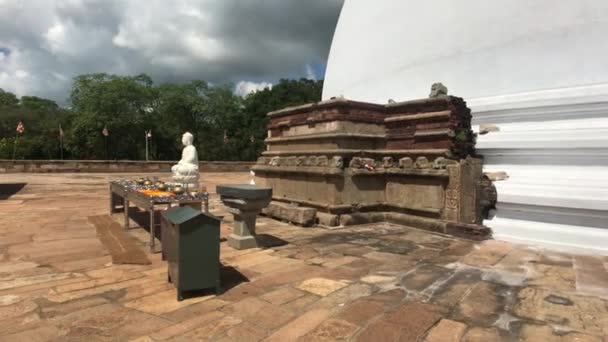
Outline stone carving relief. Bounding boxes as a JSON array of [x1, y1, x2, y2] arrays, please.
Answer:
[[330, 156, 344, 168], [429, 82, 448, 98], [415, 157, 430, 169], [433, 157, 448, 169], [382, 157, 394, 168], [398, 157, 413, 168]]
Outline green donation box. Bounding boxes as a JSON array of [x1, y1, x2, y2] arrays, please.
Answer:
[[161, 206, 221, 301]]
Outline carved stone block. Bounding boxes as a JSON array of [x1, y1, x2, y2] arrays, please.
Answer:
[[415, 156, 430, 169], [382, 157, 394, 168], [269, 157, 280, 166], [296, 156, 306, 166], [349, 157, 362, 168], [330, 156, 344, 168], [399, 157, 413, 168], [433, 157, 448, 169], [317, 156, 328, 167], [256, 157, 268, 165], [286, 156, 297, 166], [361, 158, 375, 168]]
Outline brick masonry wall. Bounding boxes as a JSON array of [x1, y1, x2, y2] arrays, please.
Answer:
[[266, 96, 475, 158], [0, 160, 254, 173]]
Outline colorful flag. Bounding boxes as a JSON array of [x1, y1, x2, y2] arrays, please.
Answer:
[[146, 129, 152, 138], [59, 125, 64, 137], [102, 126, 109, 137], [16, 121, 24, 134]]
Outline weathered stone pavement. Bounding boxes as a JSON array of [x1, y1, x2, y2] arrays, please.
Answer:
[[1, 173, 607, 341]]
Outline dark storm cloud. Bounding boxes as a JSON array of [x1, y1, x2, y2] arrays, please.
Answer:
[[0, 0, 343, 103]]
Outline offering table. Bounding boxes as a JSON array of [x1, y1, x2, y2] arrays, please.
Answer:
[[109, 180, 209, 253]]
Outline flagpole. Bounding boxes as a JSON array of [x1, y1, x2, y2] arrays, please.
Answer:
[[59, 125, 64, 160], [105, 136, 108, 160], [12, 132, 18, 161], [145, 131, 149, 161]]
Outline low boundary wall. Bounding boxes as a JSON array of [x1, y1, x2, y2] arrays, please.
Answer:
[[0, 160, 254, 173]]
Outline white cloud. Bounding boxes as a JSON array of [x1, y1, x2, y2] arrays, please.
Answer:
[[306, 64, 317, 80], [234, 80, 273, 97], [0, 0, 343, 104], [15, 70, 29, 79]]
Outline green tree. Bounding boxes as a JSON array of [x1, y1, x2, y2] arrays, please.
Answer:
[[0, 88, 19, 107], [0, 91, 67, 159], [240, 78, 323, 160], [66, 73, 158, 159]]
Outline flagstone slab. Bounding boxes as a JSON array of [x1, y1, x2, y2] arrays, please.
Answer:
[[337, 299, 385, 326], [518, 323, 603, 342], [400, 264, 452, 292], [264, 308, 331, 342], [461, 327, 503, 342], [300, 318, 359, 341], [424, 319, 468, 342], [513, 287, 608, 335], [296, 277, 349, 297], [0, 300, 38, 320], [225, 321, 269, 342], [179, 315, 243, 341], [461, 240, 513, 268], [149, 311, 225, 340], [454, 281, 505, 326], [123, 289, 215, 315], [529, 264, 576, 292], [50, 303, 173, 340], [261, 286, 306, 305], [1, 325, 66, 342], [0, 272, 75, 291]]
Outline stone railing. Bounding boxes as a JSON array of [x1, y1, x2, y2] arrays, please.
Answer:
[[0, 160, 254, 173]]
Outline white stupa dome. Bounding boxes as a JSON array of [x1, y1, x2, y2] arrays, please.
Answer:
[[323, 0, 608, 253]]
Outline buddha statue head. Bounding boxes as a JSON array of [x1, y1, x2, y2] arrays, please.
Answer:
[[182, 132, 194, 146]]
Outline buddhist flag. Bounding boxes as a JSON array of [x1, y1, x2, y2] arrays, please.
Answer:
[[102, 126, 109, 137], [146, 129, 152, 138], [223, 130, 228, 144], [59, 124, 64, 137], [16, 121, 24, 134], [250, 135, 255, 143]]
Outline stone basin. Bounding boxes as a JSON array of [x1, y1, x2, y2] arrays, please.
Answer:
[[217, 184, 272, 250]]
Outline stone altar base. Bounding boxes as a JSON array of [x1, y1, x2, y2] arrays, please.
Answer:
[[252, 96, 496, 239]]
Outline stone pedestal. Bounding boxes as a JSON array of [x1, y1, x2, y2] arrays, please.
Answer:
[[217, 185, 272, 250]]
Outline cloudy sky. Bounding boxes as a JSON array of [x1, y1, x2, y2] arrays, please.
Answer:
[[0, 0, 343, 104]]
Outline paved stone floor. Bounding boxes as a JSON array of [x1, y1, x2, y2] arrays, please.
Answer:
[[1, 173, 607, 341]]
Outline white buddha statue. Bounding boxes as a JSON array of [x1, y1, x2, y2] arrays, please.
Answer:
[[171, 132, 200, 189]]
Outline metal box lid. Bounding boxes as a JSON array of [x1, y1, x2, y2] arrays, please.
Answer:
[[162, 206, 220, 224]]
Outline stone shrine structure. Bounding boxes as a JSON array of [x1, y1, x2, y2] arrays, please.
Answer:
[[172, 132, 200, 189], [253, 90, 496, 239]]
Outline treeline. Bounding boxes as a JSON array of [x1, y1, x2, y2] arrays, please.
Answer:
[[0, 74, 322, 161]]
